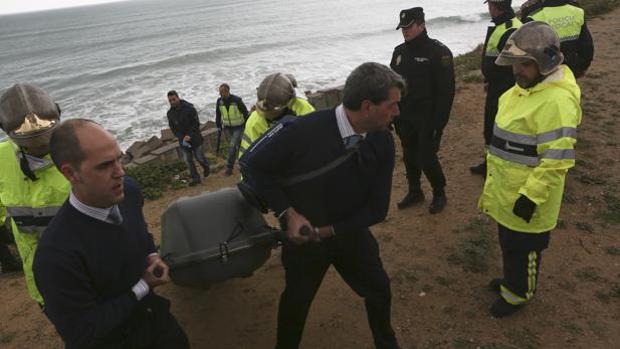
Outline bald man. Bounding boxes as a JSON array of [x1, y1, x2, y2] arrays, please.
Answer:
[[34, 119, 189, 349]]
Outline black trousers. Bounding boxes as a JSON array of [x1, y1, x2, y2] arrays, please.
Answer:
[[394, 122, 446, 194], [275, 229, 398, 349], [498, 224, 550, 305]]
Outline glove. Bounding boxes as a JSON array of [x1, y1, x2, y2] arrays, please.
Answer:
[[513, 195, 537, 223]]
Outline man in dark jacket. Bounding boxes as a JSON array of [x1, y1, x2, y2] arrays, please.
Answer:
[[166, 90, 209, 185], [471, 0, 522, 175], [390, 7, 455, 214], [215, 83, 249, 176], [34, 119, 189, 349], [520, 0, 594, 78], [241, 62, 404, 349]]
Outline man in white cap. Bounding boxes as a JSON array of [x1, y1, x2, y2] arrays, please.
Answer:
[[0, 83, 70, 304], [479, 21, 581, 317]]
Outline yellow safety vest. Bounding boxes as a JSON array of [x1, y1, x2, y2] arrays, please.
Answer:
[[0, 141, 70, 303], [530, 4, 584, 43], [218, 100, 245, 127], [239, 97, 315, 158], [485, 19, 523, 57], [479, 65, 581, 233]]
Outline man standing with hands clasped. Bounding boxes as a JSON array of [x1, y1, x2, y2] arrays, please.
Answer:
[[390, 7, 455, 214], [34, 119, 189, 348]]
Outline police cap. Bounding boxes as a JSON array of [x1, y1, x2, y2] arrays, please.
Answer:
[[396, 7, 425, 30]]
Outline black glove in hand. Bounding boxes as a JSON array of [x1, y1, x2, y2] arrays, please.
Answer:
[[513, 195, 536, 223]]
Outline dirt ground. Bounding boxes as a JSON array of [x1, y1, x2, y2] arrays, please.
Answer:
[[2, 9, 619, 349]]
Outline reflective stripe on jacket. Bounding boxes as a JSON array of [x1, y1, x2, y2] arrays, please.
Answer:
[[0, 140, 70, 303], [479, 65, 581, 233], [239, 97, 315, 158]]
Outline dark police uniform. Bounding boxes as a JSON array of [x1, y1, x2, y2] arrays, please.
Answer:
[[390, 7, 455, 213], [521, 0, 594, 78], [240, 109, 399, 349], [471, 2, 522, 175]]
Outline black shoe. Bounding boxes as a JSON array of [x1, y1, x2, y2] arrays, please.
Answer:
[[488, 278, 504, 294], [189, 179, 201, 186], [429, 195, 447, 214], [469, 162, 487, 176], [203, 168, 211, 178], [490, 297, 523, 318], [397, 191, 424, 209]]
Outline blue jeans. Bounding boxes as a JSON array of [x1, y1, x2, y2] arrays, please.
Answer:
[[225, 126, 244, 170], [180, 144, 209, 181]]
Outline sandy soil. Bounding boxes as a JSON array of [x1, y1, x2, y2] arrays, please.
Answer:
[[2, 8, 619, 349]]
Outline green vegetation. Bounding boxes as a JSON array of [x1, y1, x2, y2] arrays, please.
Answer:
[[124, 161, 189, 200], [453, 45, 483, 82], [447, 216, 494, 273], [504, 328, 540, 349], [598, 193, 620, 224], [574, 267, 602, 282]]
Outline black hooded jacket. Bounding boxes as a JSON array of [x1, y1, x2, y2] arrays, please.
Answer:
[[166, 100, 204, 147]]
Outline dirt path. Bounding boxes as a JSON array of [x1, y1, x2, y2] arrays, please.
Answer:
[[2, 8, 619, 349]]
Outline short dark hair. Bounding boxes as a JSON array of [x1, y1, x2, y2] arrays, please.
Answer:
[[219, 83, 230, 90], [167, 90, 179, 97], [342, 62, 406, 110], [49, 118, 99, 170]]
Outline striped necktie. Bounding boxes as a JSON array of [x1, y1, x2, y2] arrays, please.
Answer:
[[107, 205, 123, 225], [343, 134, 362, 149]]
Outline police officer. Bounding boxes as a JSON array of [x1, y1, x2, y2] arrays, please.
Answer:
[[520, 0, 594, 78], [470, 0, 522, 175], [0, 83, 70, 304], [479, 22, 581, 317], [238, 73, 314, 158], [215, 83, 249, 176], [390, 7, 455, 214]]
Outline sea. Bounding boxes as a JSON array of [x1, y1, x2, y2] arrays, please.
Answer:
[[0, 0, 526, 149]]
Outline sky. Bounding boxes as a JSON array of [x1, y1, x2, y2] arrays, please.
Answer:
[[0, 0, 128, 15]]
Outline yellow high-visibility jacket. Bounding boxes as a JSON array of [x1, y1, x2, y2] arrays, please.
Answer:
[[0, 140, 70, 303], [239, 97, 315, 158], [479, 65, 581, 233]]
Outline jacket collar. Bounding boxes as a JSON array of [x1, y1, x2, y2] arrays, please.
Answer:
[[405, 30, 429, 49]]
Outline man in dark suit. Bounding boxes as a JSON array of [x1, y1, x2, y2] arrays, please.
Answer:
[[33, 119, 189, 349], [241, 62, 404, 349]]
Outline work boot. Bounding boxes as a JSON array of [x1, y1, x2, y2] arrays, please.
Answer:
[[488, 278, 504, 294], [224, 168, 233, 176], [490, 297, 523, 318], [429, 194, 447, 214], [469, 162, 486, 176], [397, 191, 424, 209], [0, 246, 22, 274], [203, 167, 211, 178], [1, 261, 22, 274]]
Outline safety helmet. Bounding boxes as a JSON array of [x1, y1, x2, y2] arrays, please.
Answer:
[[496, 21, 564, 75], [0, 83, 61, 149], [285, 73, 298, 88], [256, 73, 295, 114]]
